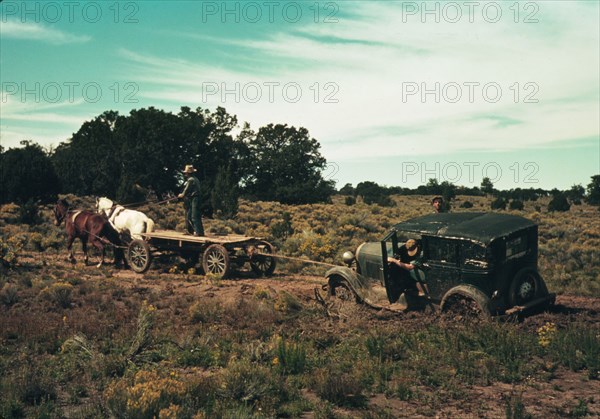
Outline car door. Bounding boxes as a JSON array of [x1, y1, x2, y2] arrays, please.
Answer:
[[422, 236, 461, 301], [381, 231, 399, 303]]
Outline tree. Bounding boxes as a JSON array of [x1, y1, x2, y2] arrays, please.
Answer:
[[586, 175, 600, 205], [548, 191, 570, 212], [426, 178, 441, 195], [566, 184, 585, 202], [355, 181, 394, 206], [481, 177, 494, 195], [52, 111, 121, 197], [211, 165, 239, 219], [338, 183, 355, 195], [440, 181, 456, 211], [244, 124, 335, 204], [1, 141, 60, 204]]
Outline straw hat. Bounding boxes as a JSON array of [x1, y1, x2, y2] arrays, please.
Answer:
[[182, 165, 197, 174], [406, 239, 419, 257]]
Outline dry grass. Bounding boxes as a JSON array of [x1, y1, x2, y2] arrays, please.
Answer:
[[0, 195, 599, 417]]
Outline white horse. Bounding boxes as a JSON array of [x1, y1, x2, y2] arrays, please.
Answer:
[[96, 197, 155, 241]]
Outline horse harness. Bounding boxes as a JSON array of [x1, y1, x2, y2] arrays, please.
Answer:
[[107, 205, 126, 225], [70, 211, 83, 225]]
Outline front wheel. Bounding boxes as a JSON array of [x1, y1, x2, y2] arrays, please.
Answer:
[[202, 244, 231, 279], [127, 239, 152, 273], [327, 275, 356, 301], [441, 285, 491, 319]]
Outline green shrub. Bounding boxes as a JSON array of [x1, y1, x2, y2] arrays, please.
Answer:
[[505, 391, 531, 419], [270, 212, 294, 240], [548, 194, 570, 212], [177, 344, 213, 368], [189, 299, 223, 323], [548, 324, 600, 379], [40, 282, 73, 309], [17, 368, 57, 405], [0, 398, 25, 419], [0, 283, 19, 306], [16, 200, 42, 225], [1, 236, 24, 270], [509, 200, 524, 210], [276, 337, 306, 375], [491, 197, 507, 210], [104, 370, 186, 419], [344, 196, 356, 206], [313, 368, 366, 408], [218, 359, 275, 404]]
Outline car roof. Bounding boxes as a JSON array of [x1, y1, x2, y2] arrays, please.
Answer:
[[391, 212, 536, 245]]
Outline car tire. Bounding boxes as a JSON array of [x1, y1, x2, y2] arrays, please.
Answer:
[[508, 268, 544, 307], [441, 285, 491, 318], [327, 274, 357, 302]]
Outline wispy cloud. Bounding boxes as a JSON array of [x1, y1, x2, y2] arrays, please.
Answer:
[[118, 1, 599, 161], [0, 19, 91, 44]]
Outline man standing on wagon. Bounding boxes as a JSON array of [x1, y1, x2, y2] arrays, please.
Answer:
[[178, 165, 205, 236]]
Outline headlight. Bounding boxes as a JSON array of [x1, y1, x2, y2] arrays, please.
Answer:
[[342, 251, 355, 266]]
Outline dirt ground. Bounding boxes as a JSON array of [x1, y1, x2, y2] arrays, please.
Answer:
[[108, 268, 600, 418], [4, 253, 599, 418]]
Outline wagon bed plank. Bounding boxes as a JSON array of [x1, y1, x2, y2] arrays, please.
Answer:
[[142, 230, 261, 245]]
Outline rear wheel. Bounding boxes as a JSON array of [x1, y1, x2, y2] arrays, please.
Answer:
[[250, 242, 276, 276], [127, 239, 152, 273], [202, 244, 231, 279], [509, 268, 542, 306]]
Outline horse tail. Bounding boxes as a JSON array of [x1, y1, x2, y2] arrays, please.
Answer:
[[145, 218, 155, 234]]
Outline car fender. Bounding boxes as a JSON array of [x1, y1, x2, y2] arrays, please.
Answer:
[[325, 266, 370, 302], [441, 284, 492, 316]]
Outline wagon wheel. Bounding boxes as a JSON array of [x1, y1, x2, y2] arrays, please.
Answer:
[[127, 239, 152, 273], [250, 242, 276, 277], [202, 244, 231, 279]]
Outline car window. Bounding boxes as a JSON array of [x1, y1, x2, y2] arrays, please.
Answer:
[[426, 238, 458, 265], [461, 242, 489, 269], [506, 234, 528, 260]]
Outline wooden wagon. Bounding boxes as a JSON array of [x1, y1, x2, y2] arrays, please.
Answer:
[[126, 230, 276, 279]]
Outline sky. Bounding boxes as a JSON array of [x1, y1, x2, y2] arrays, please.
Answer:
[[1, 0, 599, 191]]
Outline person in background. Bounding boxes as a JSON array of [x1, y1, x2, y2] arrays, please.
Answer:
[[178, 165, 205, 236], [432, 196, 446, 213]]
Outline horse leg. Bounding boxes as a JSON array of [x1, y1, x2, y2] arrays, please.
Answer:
[[82, 240, 89, 266], [67, 236, 76, 263], [90, 239, 105, 268]]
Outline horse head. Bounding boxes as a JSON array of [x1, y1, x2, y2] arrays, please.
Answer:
[[54, 199, 69, 226], [97, 197, 114, 215]]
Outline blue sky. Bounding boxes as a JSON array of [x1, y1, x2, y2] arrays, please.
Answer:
[[1, 1, 599, 190]]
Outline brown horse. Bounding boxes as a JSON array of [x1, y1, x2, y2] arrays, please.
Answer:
[[53, 199, 125, 267]]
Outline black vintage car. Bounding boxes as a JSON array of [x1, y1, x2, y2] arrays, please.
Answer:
[[324, 212, 555, 316]]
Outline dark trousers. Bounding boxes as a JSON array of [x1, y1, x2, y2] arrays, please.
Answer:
[[185, 197, 204, 236]]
